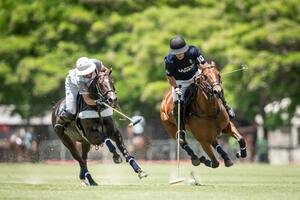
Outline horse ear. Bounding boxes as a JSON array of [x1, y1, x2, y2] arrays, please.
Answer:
[[109, 68, 112, 75]]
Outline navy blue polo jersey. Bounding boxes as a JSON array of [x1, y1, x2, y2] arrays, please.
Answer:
[[164, 45, 206, 80]]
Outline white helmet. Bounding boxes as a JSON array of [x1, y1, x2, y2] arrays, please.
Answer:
[[75, 57, 96, 76]]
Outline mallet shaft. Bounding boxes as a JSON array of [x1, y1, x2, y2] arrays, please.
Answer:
[[102, 102, 132, 121]]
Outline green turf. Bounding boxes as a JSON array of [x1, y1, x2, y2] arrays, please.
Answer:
[[0, 162, 299, 200]]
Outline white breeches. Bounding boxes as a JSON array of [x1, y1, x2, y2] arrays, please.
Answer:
[[172, 69, 201, 102]]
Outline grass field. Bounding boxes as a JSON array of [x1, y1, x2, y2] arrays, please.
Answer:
[[0, 162, 299, 200]]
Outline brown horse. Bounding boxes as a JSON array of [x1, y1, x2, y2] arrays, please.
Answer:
[[160, 62, 247, 168], [52, 69, 147, 186]]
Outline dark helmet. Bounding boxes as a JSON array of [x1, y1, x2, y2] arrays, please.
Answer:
[[169, 36, 189, 55]]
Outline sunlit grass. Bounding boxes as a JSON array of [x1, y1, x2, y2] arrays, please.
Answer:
[[0, 163, 299, 200]]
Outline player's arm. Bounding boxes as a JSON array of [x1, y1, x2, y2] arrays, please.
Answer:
[[82, 94, 96, 106], [165, 58, 177, 87], [197, 54, 209, 69], [79, 83, 97, 106], [166, 76, 177, 88], [191, 46, 209, 68]]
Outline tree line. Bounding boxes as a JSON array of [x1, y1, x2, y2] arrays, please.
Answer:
[[0, 0, 299, 132]]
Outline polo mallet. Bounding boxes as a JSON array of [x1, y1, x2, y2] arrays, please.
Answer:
[[100, 101, 142, 127], [221, 64, 248, 77], [189, 171, 202, 186], [94, 83, 142, 127], [169, 85, 185, 185]]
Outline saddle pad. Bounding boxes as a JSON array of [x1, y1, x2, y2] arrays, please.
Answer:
[[78, 107, 113, 119]]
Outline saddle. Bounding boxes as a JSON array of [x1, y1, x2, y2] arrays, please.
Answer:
[[55, 94, 113, 143], [76, 94, 113, 119]]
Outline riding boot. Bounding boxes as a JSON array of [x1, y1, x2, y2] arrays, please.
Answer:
[[173, 101, 187, 145], [54, 110, 76, 135], [219, 90, 235, 119]]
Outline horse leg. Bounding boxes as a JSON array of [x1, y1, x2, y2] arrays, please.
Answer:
[[103, 117, 148, 179], [80, 117, 122, 163], [162, 120, 200, 166], [113, 129, 148, 179], [55, 128, 92, 185], [181, 140, 201, 166], [102, 133, 122, 164], [81, 142, 97, 186], [199, 141, 219, 168], [224, 121, 247, 158], [212, 140, 233, 167]]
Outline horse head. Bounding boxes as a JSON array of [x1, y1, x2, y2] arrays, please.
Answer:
[[90, 69, 118, 108], [197, 61, 222, 99]]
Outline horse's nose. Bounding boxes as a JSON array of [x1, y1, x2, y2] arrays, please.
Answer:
[[107, 97, 117, 108], [107, 98, 113, 104], [213, 85, 222, 98], [213, 85, 222, 94], [214, 90, 221, 98]]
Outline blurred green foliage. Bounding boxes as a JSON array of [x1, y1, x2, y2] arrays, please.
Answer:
[[0, 0, 299, 129]]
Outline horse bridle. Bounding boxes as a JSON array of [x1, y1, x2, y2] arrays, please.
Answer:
[[211, 80, 221, 88], [197, 74, 214, 97], [95, 73, 115, 98], [198, 66, 222, 97]]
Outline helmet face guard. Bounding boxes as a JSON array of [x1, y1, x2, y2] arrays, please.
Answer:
[[169, 36, 188, 55]]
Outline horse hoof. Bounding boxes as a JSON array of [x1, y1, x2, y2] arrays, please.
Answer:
[[81, 180, 89, 187], [199, 156, 207, 163], [138, 170, 148, 179], [81, 180, 98, 186], [211, 162, 219, 168], [113, 154, 123, 164], [236, 151, 247, 158], [85, 173, 98, 186], [89, 181, 98, 186], [191, 156, 201, 166], [225, 159, 234, 167], [241, 151, 247, 158]]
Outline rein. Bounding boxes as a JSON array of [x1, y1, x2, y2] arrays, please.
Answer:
[[190, 75, 222, 120], [95, 73, 113, 98], [93, 73, 115, 135], [198, 74, 213, 97]]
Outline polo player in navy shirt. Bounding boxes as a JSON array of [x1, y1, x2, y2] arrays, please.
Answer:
[[164, 36, 235, 143]]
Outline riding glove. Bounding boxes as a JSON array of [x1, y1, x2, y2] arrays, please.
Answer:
[[95, 98, 107, 107], [175, 87, 182, 96]]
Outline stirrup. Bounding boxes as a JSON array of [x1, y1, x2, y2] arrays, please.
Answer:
[[179, 130, 186, 139], [176, 130, 186, 145], [176, 130, 186, 138]]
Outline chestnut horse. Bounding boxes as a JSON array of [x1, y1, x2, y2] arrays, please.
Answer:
[[160, 62, 247, 168]]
